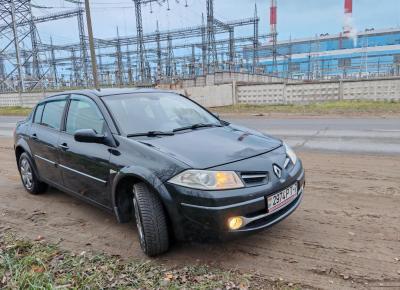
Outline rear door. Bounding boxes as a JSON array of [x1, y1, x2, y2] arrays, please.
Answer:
[[58, 94, 112, 206], [28, 96, 68, 184]]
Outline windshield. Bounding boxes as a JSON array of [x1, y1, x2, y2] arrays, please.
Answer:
[[103, 93, 220, 135]]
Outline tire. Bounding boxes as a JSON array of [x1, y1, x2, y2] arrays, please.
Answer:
[[133, 182, 169, 256], [18, 152, 48, 195]]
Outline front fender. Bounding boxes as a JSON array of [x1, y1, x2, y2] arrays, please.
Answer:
[[111, 166, 185, 239]]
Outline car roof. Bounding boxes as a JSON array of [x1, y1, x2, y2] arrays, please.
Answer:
[[43, 87, 178, 100]]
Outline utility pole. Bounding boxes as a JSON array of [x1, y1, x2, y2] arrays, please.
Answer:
[[84, 0, 99, 90]]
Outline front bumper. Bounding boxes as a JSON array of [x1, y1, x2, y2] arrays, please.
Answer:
[[165, 161, 305, 240]]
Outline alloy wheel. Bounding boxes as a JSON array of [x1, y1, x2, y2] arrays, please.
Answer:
[[20, 158, 33, 190]]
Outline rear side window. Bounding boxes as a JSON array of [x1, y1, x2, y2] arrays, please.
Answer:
[[41, 100, 67, 130], [33, 104, 44, 124]]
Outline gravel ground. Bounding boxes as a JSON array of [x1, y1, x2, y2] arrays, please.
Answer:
[[0, 136, 399, 289]]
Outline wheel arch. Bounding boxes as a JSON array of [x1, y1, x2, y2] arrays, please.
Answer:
[[111, 166, 185, 240], [111, 167, 173, 221], [14, 139, 37, 175]]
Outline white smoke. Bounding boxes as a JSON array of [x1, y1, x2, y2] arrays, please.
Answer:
[[344, 13, 358, 47]]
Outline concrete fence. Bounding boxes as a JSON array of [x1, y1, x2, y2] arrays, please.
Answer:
[[0, 85, 235, 108], [1, 77, 400, 108], [176, 83, 234, 107], [0, 92, 48, 108], [237, 78, 400, 105], [180, 71, 287, 88]]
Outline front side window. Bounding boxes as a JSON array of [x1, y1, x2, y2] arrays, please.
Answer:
[[66, 96, 106, 135], [103, 93, 220, 134], [41, 100, 67, 130]]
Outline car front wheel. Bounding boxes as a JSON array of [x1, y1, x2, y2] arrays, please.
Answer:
[[18, 152, 48, 194], [133, 182, 170, 256]]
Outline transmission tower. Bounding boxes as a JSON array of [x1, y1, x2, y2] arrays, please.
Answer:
[[50, 37, 58, 87], [206, 0, 218, 73], [252, 3, 259, 73], [76, 1, 89, 86], [201, 13, 207, 75], [133, 0, 147, 83], [116, 27, 124, 86], [166, 34, 174, 81], [0, 0, 44, 93], [155, 21, 162, 81]]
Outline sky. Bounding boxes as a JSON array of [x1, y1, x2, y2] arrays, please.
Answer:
[[32, 0, 400, 45]]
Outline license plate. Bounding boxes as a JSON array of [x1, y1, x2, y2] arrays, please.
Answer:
[[267, 183, 298, 213]]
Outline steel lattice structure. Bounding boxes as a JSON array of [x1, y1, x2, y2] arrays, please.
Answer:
[[0, 0, 271, 92], [0, 0, 88, 92], [0, 0, 41, 93]]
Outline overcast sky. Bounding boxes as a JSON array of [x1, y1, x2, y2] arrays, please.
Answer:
[[32, 0, 400, 45]]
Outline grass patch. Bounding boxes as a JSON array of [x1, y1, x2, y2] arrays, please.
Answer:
[[213, 100, 400, 115], [0, 107, 32, 116], [0, 234, 296, 289]]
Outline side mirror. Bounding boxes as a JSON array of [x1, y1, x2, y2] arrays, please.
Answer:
[[74, 129, 105, 144]]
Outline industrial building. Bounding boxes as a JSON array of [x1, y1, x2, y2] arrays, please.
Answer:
[[0, 0, 399, 94], [247, 28, 400, 80]]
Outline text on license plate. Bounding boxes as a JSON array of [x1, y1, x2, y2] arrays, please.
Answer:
[[267, 183, 298, 213]]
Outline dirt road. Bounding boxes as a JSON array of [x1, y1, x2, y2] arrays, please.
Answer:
[[0, 136, 399, 290]]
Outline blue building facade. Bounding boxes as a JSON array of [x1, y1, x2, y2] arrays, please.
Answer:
[[244, 28, 400, 80]]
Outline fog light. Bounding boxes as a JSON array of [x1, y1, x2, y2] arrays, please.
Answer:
[[228, 216, 244, 230]]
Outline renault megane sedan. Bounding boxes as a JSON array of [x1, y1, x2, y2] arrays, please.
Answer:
[[14, 88, 305, 256]]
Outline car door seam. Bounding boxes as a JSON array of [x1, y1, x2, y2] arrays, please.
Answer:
[[58, 164, 107, 184]]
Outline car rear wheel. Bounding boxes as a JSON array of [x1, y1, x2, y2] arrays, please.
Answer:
[[132, 182, 169, 256], [19, 152, 48, 194]]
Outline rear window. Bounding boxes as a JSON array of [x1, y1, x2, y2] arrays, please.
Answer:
[[41, 100, 67, 130]]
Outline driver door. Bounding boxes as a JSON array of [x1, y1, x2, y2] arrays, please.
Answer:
[[58, 94, 112, 207]]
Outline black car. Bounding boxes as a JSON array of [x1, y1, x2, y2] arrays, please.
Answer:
[[14, 88, 305, 256]]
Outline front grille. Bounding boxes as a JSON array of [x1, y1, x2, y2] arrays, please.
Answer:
[[240, 172, 268, 186]]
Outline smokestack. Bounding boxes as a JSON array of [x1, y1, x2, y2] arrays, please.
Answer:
[[270, 0, 277, 36], [344, 0, 353, 34], [345, 0, 352, 14], [270, 0, 277, 45]]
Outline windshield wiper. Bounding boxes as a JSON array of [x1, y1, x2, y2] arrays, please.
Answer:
[[172, 123, 222, 133], [127, 131, 174, 137]]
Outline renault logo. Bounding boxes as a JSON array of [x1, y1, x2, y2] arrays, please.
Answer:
[[273, 164, 282, 178]]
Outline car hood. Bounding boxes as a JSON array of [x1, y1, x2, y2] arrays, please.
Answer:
[[137, 124, 282, 169]]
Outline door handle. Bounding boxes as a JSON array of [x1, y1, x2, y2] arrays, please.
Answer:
[[58, 143, 69, 150], [31, 133, 38, 140]]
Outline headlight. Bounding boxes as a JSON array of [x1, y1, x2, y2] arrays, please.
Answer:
[[284, 143, 297, 165], [169, 170, 244, 190]]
